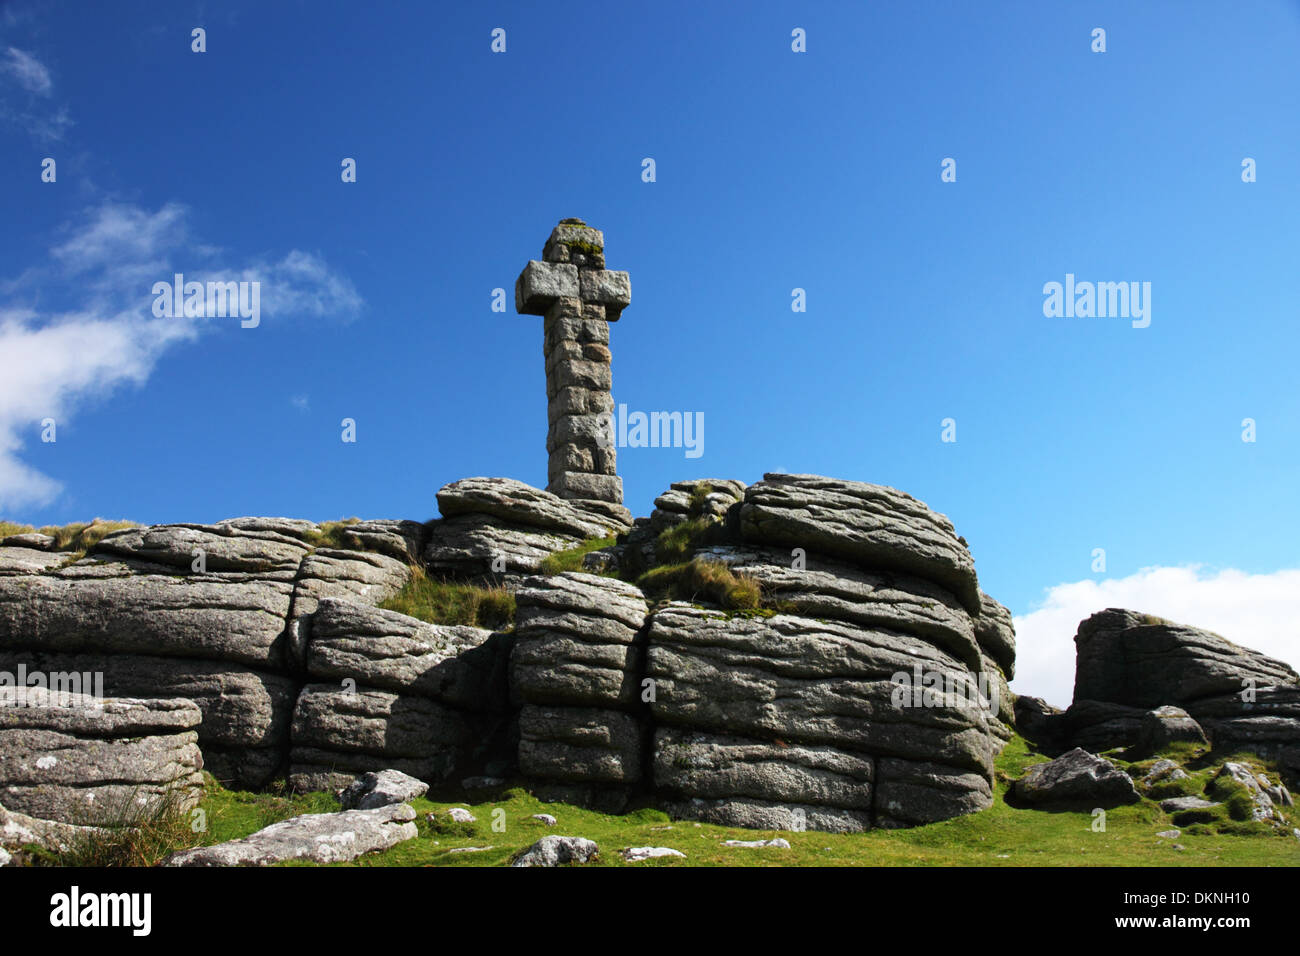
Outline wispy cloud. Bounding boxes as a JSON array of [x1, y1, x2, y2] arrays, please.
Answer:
[[0, 44, 68, 140], [290, 394, 310, 412], [2, 46, 50, 95], [1011, 565, 1300, 708], [0, 201, 363, 511]]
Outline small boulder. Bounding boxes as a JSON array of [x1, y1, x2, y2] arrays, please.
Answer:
[[1012, 748, 1140, 807], [447, 807, 476, 823], [164, 804, 417, 866], [621, 846, 685, 862], [532, 813, 557, 826], [721, 838, 791, 849], [511, 835, 599, 867], [1137, 706, 1208, 755], [339, 769, 429, 810]]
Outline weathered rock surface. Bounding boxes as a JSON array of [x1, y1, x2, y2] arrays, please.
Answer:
[[1074, 608, 1298, 708], [306, 599, 510, 712], [1012, 748, 1140, 807], [288, 684, 478, 791], [0, 649, 293, 789], [510, 834, 599, 867], [1137, 706, 1209, 755], [739, 474, 981, 614], [0, 687, 204, 824], [339, 769, 429, 810], [165, 803, 417, 866], [1060, 609, 1300, 762], [511, 573, 648, 709], [647, 605, 994, 773], [437, 477, 628, 539], [1, 798, 106, 861], [0, 547, 66, 576]]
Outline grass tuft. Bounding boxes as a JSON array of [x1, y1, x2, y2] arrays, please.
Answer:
[[540, 536, 616, 575], [379, 565, 515, 629], [636, 558, 761, 611]]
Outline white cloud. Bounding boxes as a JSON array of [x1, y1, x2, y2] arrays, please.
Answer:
[[1011, 565, 1300, 709], [0, 201, 363, 512], [0, 45, 67, 140], [2, 46, 51, 95], [290, 394, 310, 412]]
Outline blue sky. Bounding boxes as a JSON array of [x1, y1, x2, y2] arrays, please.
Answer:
[[1, 2, 1297, 701]]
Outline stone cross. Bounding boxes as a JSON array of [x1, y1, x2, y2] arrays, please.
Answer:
[[515, 219, 631, 506]]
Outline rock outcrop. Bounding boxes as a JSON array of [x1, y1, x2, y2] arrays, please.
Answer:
[[0, 687, 203, 825], [1, 471, 1020, 838], [1020, 609, 1300, 783]]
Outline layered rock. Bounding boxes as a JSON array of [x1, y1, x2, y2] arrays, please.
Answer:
[[1034, 609, 1300, 773], [289, 599, 511, 791], [739, 474, 982, 614], [426, 477, 630, 578], [0, 519, 417, 789], [0, 687, 204, 825], [510, 573, 649, 810]]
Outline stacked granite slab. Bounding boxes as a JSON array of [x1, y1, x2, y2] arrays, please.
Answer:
[[516, 219, 631, 508], [289, 597, 513, 791], [0, 686, 204, 825], [0, 519, 410, 789], [646, 474, 1006, 832], [504, 473, 1014, 833], [509, 573, 650, 811], [425, 477, 631, 580]]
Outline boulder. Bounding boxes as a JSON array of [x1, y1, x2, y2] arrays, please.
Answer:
[[510, 834, 599, 867], [165, 803, 417, 866], [0, 547, 66, 576], [1136, 706, 1209, 755], [0, 687, 204, 825], [1012, 748, 1140, 807], [1073, 608, 1298, 708], [339, 769, 429, 810], [622, 845, 684, 861]]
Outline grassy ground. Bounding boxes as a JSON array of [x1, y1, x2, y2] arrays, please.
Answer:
[[378, 565, 515, 629], [138, 735, 1298, 867]]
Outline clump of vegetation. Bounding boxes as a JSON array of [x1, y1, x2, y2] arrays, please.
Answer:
[[636, 558, 761, 611], [0, 520, 34, 539], [379, 566, 515, 629], [46, 788, 196, 868], [540, 535, 616, 575], [304, 518, 362, 549], [34, 519, 138, 553]]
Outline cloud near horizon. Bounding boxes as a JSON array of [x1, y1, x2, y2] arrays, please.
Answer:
[[0, 201, 363, 512], [1010, 565, 1300, 709]]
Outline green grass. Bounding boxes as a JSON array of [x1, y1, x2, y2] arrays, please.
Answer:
[[378, 565, 515, 629], [138, 735, 1297, 868], [540, 535, 616, 575]]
